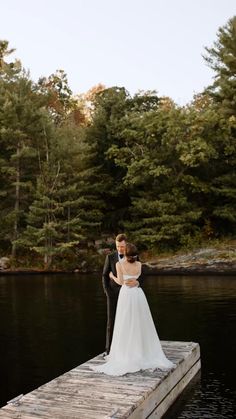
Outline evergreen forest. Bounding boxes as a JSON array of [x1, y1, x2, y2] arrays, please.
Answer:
[[0, 17, 236, 269]]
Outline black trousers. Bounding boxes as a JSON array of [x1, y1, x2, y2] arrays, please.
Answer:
[[105, 290, 119, 353]]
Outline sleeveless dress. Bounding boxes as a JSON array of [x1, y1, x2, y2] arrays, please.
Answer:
[[91, 271, 175, 376]]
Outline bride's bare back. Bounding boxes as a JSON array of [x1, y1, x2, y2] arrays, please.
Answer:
[[121, 260, 141, 277], [116, 260, 141, 284]]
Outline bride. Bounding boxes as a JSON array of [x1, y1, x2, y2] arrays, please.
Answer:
[[92, 243, 175, 376]]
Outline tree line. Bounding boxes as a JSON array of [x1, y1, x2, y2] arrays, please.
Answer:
[[0, 16, 235, 268]]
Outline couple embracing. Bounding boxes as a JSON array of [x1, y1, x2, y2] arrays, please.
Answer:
[[92, 234, 175, 376]]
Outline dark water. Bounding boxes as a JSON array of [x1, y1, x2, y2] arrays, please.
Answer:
[[0, 274, 235, 418]]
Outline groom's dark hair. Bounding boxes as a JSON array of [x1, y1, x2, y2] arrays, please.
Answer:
[[115, 233, 127, 242]]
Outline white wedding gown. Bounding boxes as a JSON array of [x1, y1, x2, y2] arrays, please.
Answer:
[[92, 274, 175, 376]]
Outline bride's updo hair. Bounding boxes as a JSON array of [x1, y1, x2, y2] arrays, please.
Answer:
[[125, 243, 138, 263]]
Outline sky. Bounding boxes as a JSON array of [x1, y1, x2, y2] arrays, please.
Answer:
[[1, 0, 236, 105]]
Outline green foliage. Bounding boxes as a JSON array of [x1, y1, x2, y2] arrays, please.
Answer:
[[1, 17, 236, 269], [85, 87, 133, 232], [204, 16, 236, 117], [0, 55, 53, 255]]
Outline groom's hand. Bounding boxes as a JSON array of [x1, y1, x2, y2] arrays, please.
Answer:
[[126, 279, 139, 287]]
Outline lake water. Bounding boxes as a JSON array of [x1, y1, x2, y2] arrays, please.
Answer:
[[0, 273, 235, 418]]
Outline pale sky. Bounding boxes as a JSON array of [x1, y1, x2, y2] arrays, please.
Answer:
[[1, 0, 235, 105]]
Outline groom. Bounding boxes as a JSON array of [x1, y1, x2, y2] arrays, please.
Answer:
[[102, 233, 143, 354]]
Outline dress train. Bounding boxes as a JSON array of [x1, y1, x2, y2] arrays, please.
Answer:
[[92, 278, 175, 376]]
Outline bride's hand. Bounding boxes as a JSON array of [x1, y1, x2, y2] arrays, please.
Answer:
[[110, 271, 122, 285]]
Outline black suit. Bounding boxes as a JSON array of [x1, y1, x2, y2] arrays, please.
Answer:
[[102, 251, 144, 353]]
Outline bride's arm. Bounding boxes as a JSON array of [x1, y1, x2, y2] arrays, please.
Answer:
[[113, 262, 123, 285]]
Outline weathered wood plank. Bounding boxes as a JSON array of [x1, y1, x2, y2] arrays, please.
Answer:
[[0, 341, 201, 419], [148, 361, 201, 418], [127, 345, 200, 419]]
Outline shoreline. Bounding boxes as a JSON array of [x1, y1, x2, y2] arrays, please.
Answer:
[[1, 245, 236, 276], [142, 263, 236, 276], [1, 262, 236, 276]]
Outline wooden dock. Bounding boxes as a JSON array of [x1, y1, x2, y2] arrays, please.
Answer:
[[0, 341, 200, 418]]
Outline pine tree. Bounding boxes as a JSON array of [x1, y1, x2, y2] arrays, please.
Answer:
[[85, 87, 131, 233], [0, 43, 51, 256], [109, 98, 202, 248], [204, 16, 236, 117], [19, 117, 104, 268], [203, 17, 236, 234]]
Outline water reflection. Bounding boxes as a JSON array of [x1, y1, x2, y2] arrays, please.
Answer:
[[0, 274, 236, 418]]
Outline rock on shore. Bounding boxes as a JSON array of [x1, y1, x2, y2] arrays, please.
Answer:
[[143, 246, 236, 275]]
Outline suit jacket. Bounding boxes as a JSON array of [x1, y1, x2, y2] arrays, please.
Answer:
[[102, 251, 144, 295]]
